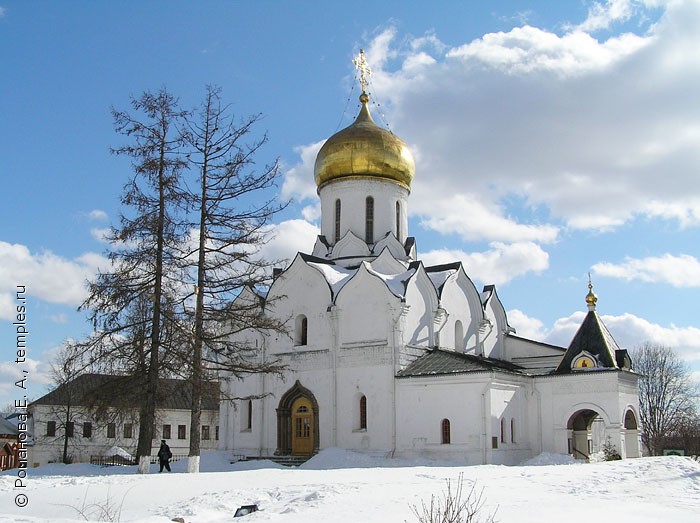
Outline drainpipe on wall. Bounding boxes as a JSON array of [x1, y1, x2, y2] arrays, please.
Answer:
[[260, 336, 266, 456], [391, 303, 409, 457], [480, 379, 490, 465], [328, 304, 339, 447]]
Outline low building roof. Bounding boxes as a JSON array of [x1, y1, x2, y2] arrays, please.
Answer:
[[397, 348, 526, 378], [0, 416, 19, 436], [30, 374, 220, 411]]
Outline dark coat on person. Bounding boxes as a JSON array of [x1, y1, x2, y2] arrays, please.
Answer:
[[158, 443, 172, 463]]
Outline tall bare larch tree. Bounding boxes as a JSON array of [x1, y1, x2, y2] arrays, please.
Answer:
[[180, 85, 287, 472]]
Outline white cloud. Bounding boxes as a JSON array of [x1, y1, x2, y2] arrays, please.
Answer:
[[575, 0, 635, 32], [261, 219, 320, 266], [0, 293, 14, 321], [49, 313, 68, 324], [86, 209, 108, 221], [412, 187, 558, 243], [343, 1, 700, 237], [90, 227, 111, 243], [421, 241, 549, 286], [0, 241, 108, 309], [544, 310, 700, 362], [507, 308, 548, 340], [592, 253, 700, 287], [0, 354, 52, 401], [281, 141, 324, 202]]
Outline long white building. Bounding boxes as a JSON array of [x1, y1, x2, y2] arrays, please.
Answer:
[[219, 70, 641, 464]]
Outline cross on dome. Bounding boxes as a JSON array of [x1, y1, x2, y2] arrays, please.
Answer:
[[353, 49, 372, 94]]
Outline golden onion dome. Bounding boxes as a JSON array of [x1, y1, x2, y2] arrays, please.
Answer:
[[314, 92, 415, 191], [585, 282, 598, 309]]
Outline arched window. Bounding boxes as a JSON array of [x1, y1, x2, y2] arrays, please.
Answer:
[[295, 315, 308, 346], [334, 199, 341, 242], [500, 418, 506, 443], [441, 418, 451, 444], [359, 395, 367, 430], [395, 201, 401, 240], [454, 320, 463, 351], [365, 196, 374, 244]]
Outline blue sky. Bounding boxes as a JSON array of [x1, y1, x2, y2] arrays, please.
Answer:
[[1, 0, 699, 407]]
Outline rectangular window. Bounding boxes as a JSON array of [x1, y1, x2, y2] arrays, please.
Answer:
[[123, 423, 133, 439], [492, 436, 498, 449], [178, 424, 186, 440], [66, 421, 74, 438], [202, 425, 210, 440], [83, 422, 92, 438], [163, 424, 171, 439], [215, 426, 219, 441], [511, 419, 516, 443], [107, 423, 116, 438], [46, 420, 56, 437]]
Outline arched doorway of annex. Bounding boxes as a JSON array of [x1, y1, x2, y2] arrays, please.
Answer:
[[623, 407, 641, 458], [276, 380, 319, 457], [566, 404, 611, 461]]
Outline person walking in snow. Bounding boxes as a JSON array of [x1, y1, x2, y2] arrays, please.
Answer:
[[158, 439, 172, 472]]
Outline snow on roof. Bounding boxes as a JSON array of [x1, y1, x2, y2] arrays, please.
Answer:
[[307, 260, 416, 299], [308, 262, 355, 296], [426, 269, 457, 293], [365, 264, 416, 298]]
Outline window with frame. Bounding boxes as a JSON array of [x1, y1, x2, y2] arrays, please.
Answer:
[[365, 196, 374, 243], [107, 423, 116, 439], [334, 199, 341, 242], [178, 424, 186, 439], [511, 418, 516, 443], [163, 424, 171, 439], [396, 201, 401, 240], [83, 422, 92, 438], [66, 421, 74, 438], [202, 425, 210, 440], [359, 395, 367, 430], [295, 315, 308, 346], [500, 418, 505, 443], [215, 426, 219, 441], [124, 423, 133, 439], [441, 419, 451, 444], [46, 420, 56, 437], [247, 399, 253, 430], [454, 320, 464, 351]]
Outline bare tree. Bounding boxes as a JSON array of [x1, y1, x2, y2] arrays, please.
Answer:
[[47, 344, 82, 464], [81, 88, 189, 473], [632, 342, 698, 455], [180, 85, 287, 472]]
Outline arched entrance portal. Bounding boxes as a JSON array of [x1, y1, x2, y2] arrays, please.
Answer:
[[567, 409, 604, 460], [276, 381, 319, 456], [623, 409, 641, 458]]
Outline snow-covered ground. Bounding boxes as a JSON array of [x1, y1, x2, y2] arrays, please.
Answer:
[[1, 449, 698, 522]]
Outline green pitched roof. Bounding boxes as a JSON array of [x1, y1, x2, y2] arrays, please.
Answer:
[[397, 348, 526, 378], [555, 310, 621, 373]]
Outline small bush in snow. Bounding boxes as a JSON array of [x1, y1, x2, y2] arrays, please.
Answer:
[[410, 473, 497, 523]]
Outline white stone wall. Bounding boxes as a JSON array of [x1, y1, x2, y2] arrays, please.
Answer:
[[29, 405, 219, 467], [319, 178, 409, 246]]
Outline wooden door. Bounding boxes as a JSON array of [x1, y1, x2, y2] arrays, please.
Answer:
[[291, 397, 314, 456]]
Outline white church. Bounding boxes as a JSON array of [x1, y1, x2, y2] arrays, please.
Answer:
[[219, 54, 641, 464]]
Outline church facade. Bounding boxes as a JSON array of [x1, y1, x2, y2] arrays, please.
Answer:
[[219, 66, 641, 464]]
